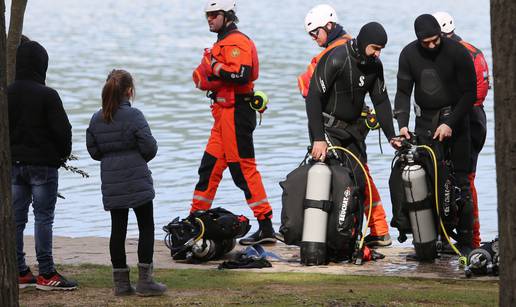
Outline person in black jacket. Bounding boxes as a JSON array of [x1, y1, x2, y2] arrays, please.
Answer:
[[86, 69, 166, 296], [9, 39, 77, 290], [394, 14, 477, 252], [305, 20, 400, 247]]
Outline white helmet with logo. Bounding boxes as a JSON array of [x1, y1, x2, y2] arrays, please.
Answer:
[[204, 0, 236, 13], [304, 4, 338, 34], [433, 11, 455, 34]]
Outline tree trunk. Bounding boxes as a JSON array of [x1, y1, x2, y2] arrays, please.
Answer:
[[6, 0, 27, 85], [0, 0, 19, 305], [491, 0, 516, 306]]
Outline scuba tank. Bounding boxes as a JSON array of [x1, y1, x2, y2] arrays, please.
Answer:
[[400, 146, 438, 261], [301, 162, 332, 265], [464, 237, 499, 278]]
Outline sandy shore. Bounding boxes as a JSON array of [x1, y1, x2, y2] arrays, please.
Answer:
[[21, 236, 496, 280]]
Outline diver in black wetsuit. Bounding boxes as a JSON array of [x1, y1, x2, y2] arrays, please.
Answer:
[[394, 14, 477, 251], [306, 21, 398, 162], [305, 21, 400, 246]]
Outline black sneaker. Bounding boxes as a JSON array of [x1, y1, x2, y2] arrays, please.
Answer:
[[239, 229, 277, 245], [36, 271, 78, 291], [240, 218, 277, 245], [364, 233, 392, 247]]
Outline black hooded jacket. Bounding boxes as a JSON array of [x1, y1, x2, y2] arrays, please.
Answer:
[[8, 41, 72, 167]]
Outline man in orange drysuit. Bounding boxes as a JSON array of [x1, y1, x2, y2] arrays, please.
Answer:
[[300, 4, 398, 247], [191, 0, 275, 245]]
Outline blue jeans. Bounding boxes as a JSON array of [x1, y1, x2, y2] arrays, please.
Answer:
[[12, 164, 58, 274]]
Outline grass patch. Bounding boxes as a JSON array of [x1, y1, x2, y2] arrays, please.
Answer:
[[19, 264, 498, 306]]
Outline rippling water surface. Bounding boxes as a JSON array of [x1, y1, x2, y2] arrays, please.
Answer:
[[17, 0, 496, 240]]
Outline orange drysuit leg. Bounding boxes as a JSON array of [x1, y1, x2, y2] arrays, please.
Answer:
[[469, 172, 481, 248], [220, 101, 272, 221], [363, 165, 389, 236], [191, 105, 227, 212]]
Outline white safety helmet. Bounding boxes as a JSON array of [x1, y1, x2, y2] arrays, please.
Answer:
[[433, 11, 455, 34], [204, 0, 236, 13], [304, 4, 338, 34]]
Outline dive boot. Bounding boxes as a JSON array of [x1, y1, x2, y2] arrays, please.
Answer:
[[112, 267, 135, 296], [135, 263, 167, 296], [239, 218, 276, 245]]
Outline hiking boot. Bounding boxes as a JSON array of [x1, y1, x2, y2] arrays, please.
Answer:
[[239, 218, 276, 245], [19, 268, 37, 289], [364, 233, 392, 247], [113, 267, 135, 296], [36, 271, 78, 291], [135, 263, 167, 296]]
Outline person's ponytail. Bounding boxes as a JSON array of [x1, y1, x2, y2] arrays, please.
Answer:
[[101, 69, 134, 123]]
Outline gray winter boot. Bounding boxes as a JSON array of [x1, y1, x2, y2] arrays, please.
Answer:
[[112, 267, 135, 296], [135, 263, 167, 296]]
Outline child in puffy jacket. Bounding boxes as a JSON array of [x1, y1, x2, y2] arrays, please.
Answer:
[[86, 69, 166, 296]]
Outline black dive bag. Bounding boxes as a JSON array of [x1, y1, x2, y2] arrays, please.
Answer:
[[163, 207, 251, 262], [279, 159, 363, 262]]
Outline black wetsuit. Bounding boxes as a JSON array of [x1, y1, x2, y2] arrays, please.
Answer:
[[394, 36, 476, 249], [306, 39, 396, 162], [394, 36, 476, 175]]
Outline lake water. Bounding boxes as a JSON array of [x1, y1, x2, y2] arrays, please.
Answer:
[[15, 0, 497, 241]]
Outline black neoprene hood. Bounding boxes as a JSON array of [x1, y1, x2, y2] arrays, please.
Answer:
[[356, 22, 388, 55], [414, 14, 441, 40]]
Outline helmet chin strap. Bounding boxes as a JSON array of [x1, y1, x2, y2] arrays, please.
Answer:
[[322, 23, 336, 47], [217, 13, 232, 34]]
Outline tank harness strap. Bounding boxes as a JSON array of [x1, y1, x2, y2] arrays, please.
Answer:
[[403, 198, 433, 212], [304, 199, 333, 212]]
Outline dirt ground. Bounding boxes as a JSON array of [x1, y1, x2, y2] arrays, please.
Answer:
[[22, 236, 497, 280]]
